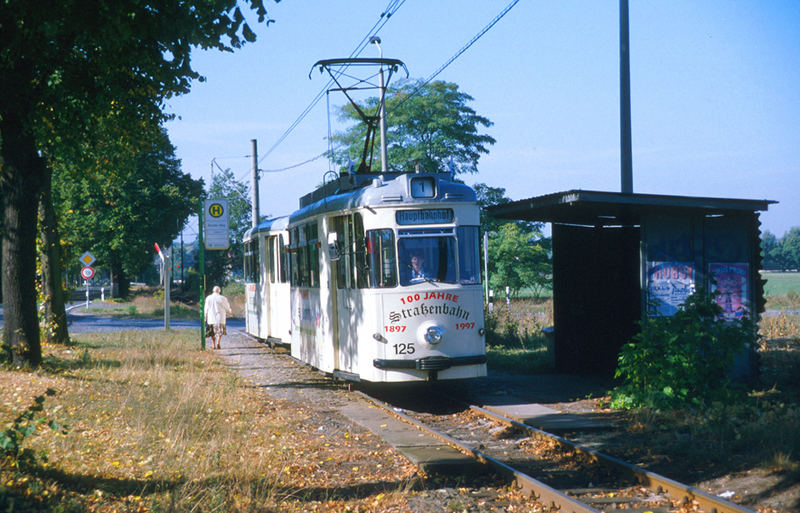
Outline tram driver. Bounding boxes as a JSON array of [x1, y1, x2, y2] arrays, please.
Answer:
[[404, 251, 428, 284]]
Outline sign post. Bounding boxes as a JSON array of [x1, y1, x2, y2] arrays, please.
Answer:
[[204, 199, 230, 250], [199, 199, 206, 349], [154, 243, 170, 330], [200, 198, 228, 349], [78, 252, 96, 308]]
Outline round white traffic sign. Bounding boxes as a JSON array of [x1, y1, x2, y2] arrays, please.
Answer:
[[80, 266, 95, 280]]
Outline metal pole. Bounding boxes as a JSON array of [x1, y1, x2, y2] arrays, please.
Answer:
[[620, 0, 633, 193], [164, 247, 171, 330], [251, 139, 260, 228], [371, 37, 388, 173], [484, 231, 489, 305], [180, 228, 184, 285], [199, 200, 206, 349]]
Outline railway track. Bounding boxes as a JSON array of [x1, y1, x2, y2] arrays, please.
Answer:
[[357, 390, 757, 513]]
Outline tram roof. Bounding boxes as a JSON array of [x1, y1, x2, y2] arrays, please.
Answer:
[[291, 172, 477, 224], [487, 189, 775, 226], [244, 216, 289, 239]]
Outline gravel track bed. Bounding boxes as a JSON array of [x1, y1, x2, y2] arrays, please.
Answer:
[[218, 331, 551, 512]]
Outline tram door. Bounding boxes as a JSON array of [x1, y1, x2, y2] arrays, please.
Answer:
[[266, 234, 286, 340], [330, 215, 357, 374]]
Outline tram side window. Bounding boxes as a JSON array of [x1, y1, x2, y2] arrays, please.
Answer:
[[289, 223, 320, 288], [253, 239, 261, 284], [244, 240, 258, 284], [306, 222, 320, 288], [366, 229, 397, 288], [332, 216, 349, 289], [457, 226, 481, 285], [268, 236, 276, 283], [279, 235, 288, 283], [243, 241, 250, 282], [354, 214, 369, 289], [289, 227, 302, 286]]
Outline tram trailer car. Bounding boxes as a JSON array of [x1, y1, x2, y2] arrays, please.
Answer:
[[246, 172, 487, 383], [244, 217, 291, 345]]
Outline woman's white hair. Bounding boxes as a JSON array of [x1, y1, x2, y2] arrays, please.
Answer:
[[213, 285, 221, 293]]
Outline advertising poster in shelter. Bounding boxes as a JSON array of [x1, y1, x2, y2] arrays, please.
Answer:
[[709, 263, 749, 320], [647, 262, 695, 316]]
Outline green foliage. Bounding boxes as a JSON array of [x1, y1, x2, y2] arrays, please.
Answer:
[[762, 227, 800, 270], [0, 389, 67, 469], [0, 0, 276, 365], [474, 183, 542, 235], [611, 289, 757, 410], [330, 80, 495, 174], [53, 123, 203, 292], [474, 183, 552, 297], [488, 224, 551, 297], [486, 345, 552, 374]]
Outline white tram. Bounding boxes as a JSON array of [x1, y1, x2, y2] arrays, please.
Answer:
[[243, 217, 291, 344], [244, 172, 487, 382]]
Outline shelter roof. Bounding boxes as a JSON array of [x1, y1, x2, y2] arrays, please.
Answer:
[[487, 190, 775, 227]]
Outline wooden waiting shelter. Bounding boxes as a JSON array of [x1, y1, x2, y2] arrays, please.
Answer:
[[488, 190, 775, 376]]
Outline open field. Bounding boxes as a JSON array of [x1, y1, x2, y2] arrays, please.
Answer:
[[761, 271, 800, 302]]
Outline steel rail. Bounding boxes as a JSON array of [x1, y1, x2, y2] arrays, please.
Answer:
[[355, 391, 601, 513], [473, 404, 756, 513]]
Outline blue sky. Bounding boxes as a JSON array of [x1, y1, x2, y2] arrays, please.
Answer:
[[165, 0, 800, 238]]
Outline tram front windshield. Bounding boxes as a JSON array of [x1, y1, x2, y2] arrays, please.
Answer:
[[395, 227, 481, 286]]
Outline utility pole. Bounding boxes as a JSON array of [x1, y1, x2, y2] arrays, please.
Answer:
[[620, 0, 633, 193], [251, 139, 260, 228]]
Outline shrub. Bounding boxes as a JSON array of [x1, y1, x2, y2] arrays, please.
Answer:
[[1, 389, 67, 469], [611, 289, 757, 410]]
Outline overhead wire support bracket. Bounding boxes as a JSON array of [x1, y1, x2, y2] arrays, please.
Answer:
[[310, 57, 408, 174]]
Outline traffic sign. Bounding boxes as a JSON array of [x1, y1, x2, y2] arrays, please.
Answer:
[[78, 251, 96, 267], [204, 199, 230, 250], [80, 266, 95, 280]]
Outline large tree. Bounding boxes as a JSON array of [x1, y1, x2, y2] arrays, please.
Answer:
[[474, 183, 551, 298], [0, 0, 274, 366], [330, 80, 495, 174], [54, 123, 203, 298]]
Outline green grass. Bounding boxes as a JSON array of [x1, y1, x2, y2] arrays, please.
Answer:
[[486, 345, 553, 373], [762, 271, 800, 297]]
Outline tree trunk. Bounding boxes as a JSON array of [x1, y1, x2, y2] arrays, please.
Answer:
[[111, 263, 131, 299], [0, 112, 44, 367], [38, 166, 70, 345]]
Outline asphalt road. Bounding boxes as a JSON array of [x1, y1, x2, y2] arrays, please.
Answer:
[[0, 302, 245, 334]]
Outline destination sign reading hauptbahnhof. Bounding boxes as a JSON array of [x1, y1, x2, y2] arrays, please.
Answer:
[[396, 208, 454, 225]]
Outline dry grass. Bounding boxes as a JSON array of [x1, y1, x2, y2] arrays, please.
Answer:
[[1, 331, 416, 512], [760, 313, 800, 343]]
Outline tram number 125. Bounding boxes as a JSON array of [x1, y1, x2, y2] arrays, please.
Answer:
[[393, 343, 415, 355]]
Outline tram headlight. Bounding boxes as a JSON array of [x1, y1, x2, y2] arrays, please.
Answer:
[[424, 326, 444, 345]]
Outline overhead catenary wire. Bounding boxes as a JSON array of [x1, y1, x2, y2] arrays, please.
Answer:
[[393, 0, 520, 112], [258, 0, 519, 175], [258, 0, 407, 166]]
